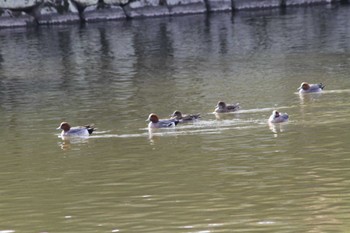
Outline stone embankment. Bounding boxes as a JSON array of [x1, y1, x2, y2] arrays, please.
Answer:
[[0, 0, 345, 28]]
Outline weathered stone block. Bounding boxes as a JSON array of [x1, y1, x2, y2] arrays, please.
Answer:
[[34, 2, 80, 24], [0, 0, 42, 10], [285, 0, 330, 5], [82, 4, 127, 21], [167, 0, 207, 15], [0, 9, 36, 27], [72, 0, 99, 7], [104, 0, 130, 5], [124, 0, 170, 17], [206, 0, 232, 11], [234, 0, 281, 9]]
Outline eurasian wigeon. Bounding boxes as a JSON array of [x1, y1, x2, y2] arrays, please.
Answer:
[[298, 82, 325, 93], [170, 110, 201, 122], [268, 110, 289, 123], [57, 122, 95, 137], [146, 113, 179, 128], [214, 101, 240, 113]]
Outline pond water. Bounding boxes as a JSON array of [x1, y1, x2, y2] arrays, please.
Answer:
[[1, 4, 350, 233]]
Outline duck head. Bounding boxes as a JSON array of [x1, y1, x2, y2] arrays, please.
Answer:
[[170, 110, 182, 118], [146, 113, 159, 123], [298, 82, 310, 91], [57, 122, 71, 132], [273, 110, 280, 118], [216, 101, 226, 109]]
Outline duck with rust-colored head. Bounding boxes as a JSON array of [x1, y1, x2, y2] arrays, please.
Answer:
[[146, 113, 179, 128], [214, 101, 240, 113], [268, 110, 289, 123], [170, 110, 200, 123], [298, 82, 325, 93], [57, 122, 95, 137]]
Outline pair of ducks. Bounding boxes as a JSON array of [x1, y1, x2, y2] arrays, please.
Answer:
[[269, 82, 325, 123], [57, 82, 325, 136]]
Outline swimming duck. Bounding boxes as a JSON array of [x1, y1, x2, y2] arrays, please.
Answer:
[[214, 101, 240, 113], [147, 113, 179, 128], [57, 122, 95, 137], [268, 110, 289, 123], [170, 110, 201, 122], [298, 82, 325, 93]]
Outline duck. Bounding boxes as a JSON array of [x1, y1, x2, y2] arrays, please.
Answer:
[[298, 82, 325, 93], [268, 110, 289, 123], [146, 113, 179, 128], [170, 110, 201, 122], [57, 122, 95, 137], [214, 101, 240, 113]]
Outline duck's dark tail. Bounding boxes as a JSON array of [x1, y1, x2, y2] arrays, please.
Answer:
[[319, 83, 325, 90], [85, 124, 95, 135]]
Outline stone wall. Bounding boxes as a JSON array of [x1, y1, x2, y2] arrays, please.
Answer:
[[0, 0, 343, 28]]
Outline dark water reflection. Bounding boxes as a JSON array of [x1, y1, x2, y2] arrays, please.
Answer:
[[1, 4, 350, 233]]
